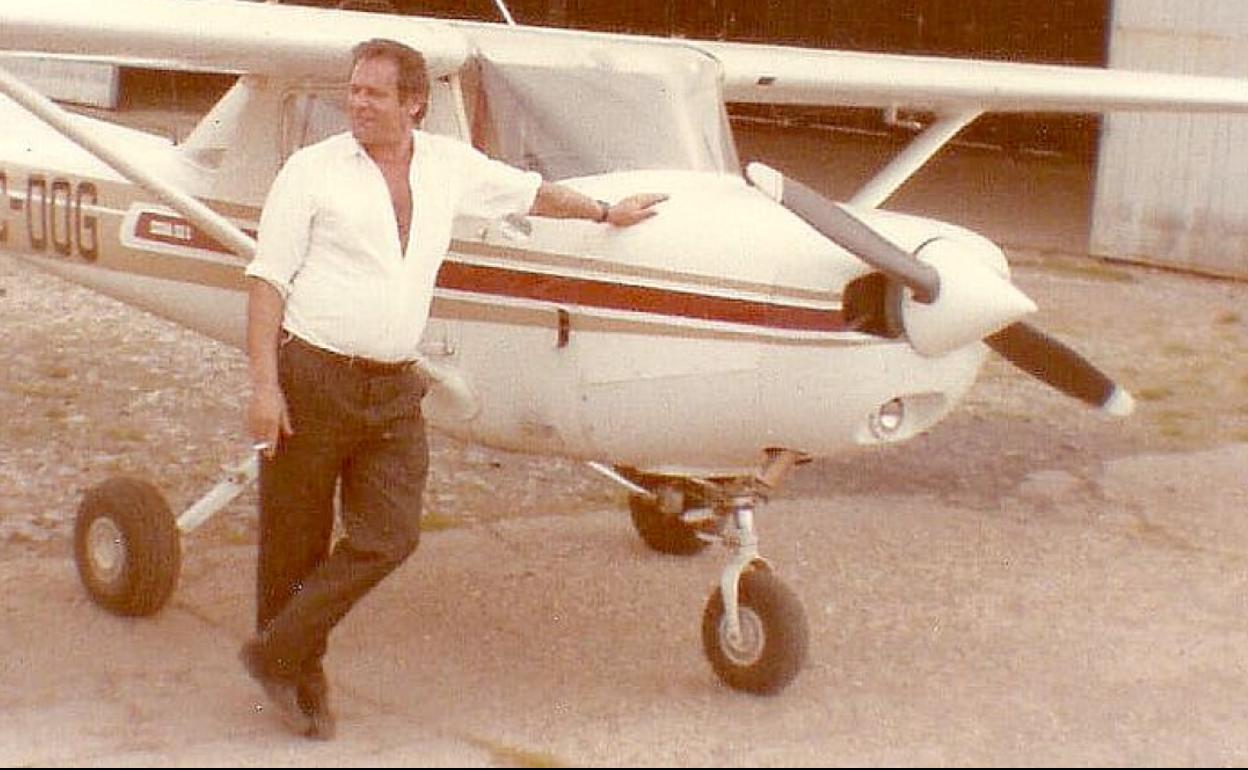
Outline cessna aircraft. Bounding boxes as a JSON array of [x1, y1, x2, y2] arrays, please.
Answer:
[[2, 0, 1247, 696]]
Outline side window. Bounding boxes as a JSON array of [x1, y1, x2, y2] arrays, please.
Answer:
[[280, 77, 467, 160], [422, 76, 468, 140], [281, 87, 348, 160]]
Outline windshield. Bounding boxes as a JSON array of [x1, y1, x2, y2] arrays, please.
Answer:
[[472, 45, 738, 180], [278, 42, 739, 179]]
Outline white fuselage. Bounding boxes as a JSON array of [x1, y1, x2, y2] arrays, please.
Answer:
[[0, 60, 1000, 477]]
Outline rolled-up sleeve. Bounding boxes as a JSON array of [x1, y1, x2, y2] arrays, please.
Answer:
[[447, 140, 542, 220], [244, 154, 314, 299]]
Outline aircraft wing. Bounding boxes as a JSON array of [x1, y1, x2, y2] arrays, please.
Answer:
[[5, 0, 1248, 118], [698, 40, 1248, 115], [0, 0, 470, 80]]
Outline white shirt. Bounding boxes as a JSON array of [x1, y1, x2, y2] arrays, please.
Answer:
[[245, 130, 541, 362]]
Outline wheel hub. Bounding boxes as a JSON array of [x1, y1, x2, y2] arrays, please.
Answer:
[[86, 516, 126, 586], [718, 605, 765, 666]]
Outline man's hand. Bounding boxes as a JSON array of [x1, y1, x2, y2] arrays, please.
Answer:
[[247, 383, 292, 458], [604, 193, 668, 227], [530, 183, 668, 227]]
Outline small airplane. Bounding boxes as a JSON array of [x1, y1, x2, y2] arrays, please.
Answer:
[[2, 0, 1247, 696]]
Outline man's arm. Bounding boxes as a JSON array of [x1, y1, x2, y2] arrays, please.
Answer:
[[529, 181, 667, 227], [246, 277, 292, 456], [243, 149, 315, 455]]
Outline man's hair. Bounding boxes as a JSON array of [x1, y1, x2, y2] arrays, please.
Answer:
[[351, 38, 429, 104]]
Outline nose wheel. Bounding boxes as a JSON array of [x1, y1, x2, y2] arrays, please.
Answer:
[[703, 567, 808, 695], [698, 483, 809, 694], [597, 451, 811, 694]]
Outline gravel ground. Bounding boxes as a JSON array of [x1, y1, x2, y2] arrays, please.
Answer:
[[1, 117, 1247, 766]]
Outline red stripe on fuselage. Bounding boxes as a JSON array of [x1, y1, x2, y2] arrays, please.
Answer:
[[128, 212, 846, 333], [436, 262, 847, 333]]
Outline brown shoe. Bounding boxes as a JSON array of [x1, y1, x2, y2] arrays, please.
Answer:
[[239, 639, 313, 736], [299, 664, 337, 741]]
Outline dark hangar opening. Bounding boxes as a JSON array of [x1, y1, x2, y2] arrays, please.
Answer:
[[389, 0, 1112, 159], [222, 1, 1115, 158]]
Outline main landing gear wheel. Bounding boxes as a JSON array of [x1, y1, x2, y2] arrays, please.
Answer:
[[73, 477, 181, 616], [628, 492, 708, 555], [702, 568, 808, 695]]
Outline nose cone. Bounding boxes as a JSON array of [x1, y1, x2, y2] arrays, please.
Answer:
[[901, 237, 1037, 358]]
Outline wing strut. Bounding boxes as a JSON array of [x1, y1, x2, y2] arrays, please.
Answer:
[[491, 0, 517, 25], [850, 108, 980, 210], [0, 63, 256, 260]]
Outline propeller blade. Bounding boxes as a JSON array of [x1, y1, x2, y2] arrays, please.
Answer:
[[747, 162, 1134, 416], [985, 322, 1135, 416], [747, 162, 939, 303]]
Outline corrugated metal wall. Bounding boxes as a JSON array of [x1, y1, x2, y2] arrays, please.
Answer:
[[1092, 0, 1248, 278]]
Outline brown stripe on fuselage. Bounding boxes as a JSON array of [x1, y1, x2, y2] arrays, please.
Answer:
[[107, 208, 850, 334], [0, 166, 253, 290], [436, 261, 848, 333], [451, 238, 835, 305], [4, 168, 849, 336], [430, 295, 867, 346]]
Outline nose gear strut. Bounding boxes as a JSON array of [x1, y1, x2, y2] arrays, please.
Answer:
[[601, 449, 810, 694]]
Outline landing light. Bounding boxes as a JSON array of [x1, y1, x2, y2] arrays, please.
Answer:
[[869, 398, 905, 439]]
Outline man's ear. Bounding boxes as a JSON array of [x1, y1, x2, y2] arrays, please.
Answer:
[[408, 94, 428, 125]]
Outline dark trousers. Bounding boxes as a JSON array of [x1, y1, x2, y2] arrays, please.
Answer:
[[254, 335, 428, 678]]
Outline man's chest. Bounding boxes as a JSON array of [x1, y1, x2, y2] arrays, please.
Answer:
[[313, 156, 456, 261], [376, 161, 412, 230]]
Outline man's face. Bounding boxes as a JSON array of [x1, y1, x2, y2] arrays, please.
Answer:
[[348, 55, 419, 149]]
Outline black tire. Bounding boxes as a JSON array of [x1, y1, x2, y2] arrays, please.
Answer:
[[73, 477, 181, 616], [702, 568, 808, 695], [628, 493, 707, 555]]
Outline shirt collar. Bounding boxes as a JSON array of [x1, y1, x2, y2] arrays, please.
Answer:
[[342, 130, 421, 161]]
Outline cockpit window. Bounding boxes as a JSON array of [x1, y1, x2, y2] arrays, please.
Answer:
[[280, 78, 463, 159], [282, 88, 346, 155], [470, 47, 738, 180]]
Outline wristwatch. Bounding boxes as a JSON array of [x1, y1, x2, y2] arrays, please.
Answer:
[[595, 199, 612, 223]]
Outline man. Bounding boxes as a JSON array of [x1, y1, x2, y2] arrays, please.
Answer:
[[241, 38, 665, 740]]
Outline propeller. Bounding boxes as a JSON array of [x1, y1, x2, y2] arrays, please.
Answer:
[[746, 163, 1135, 417]]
